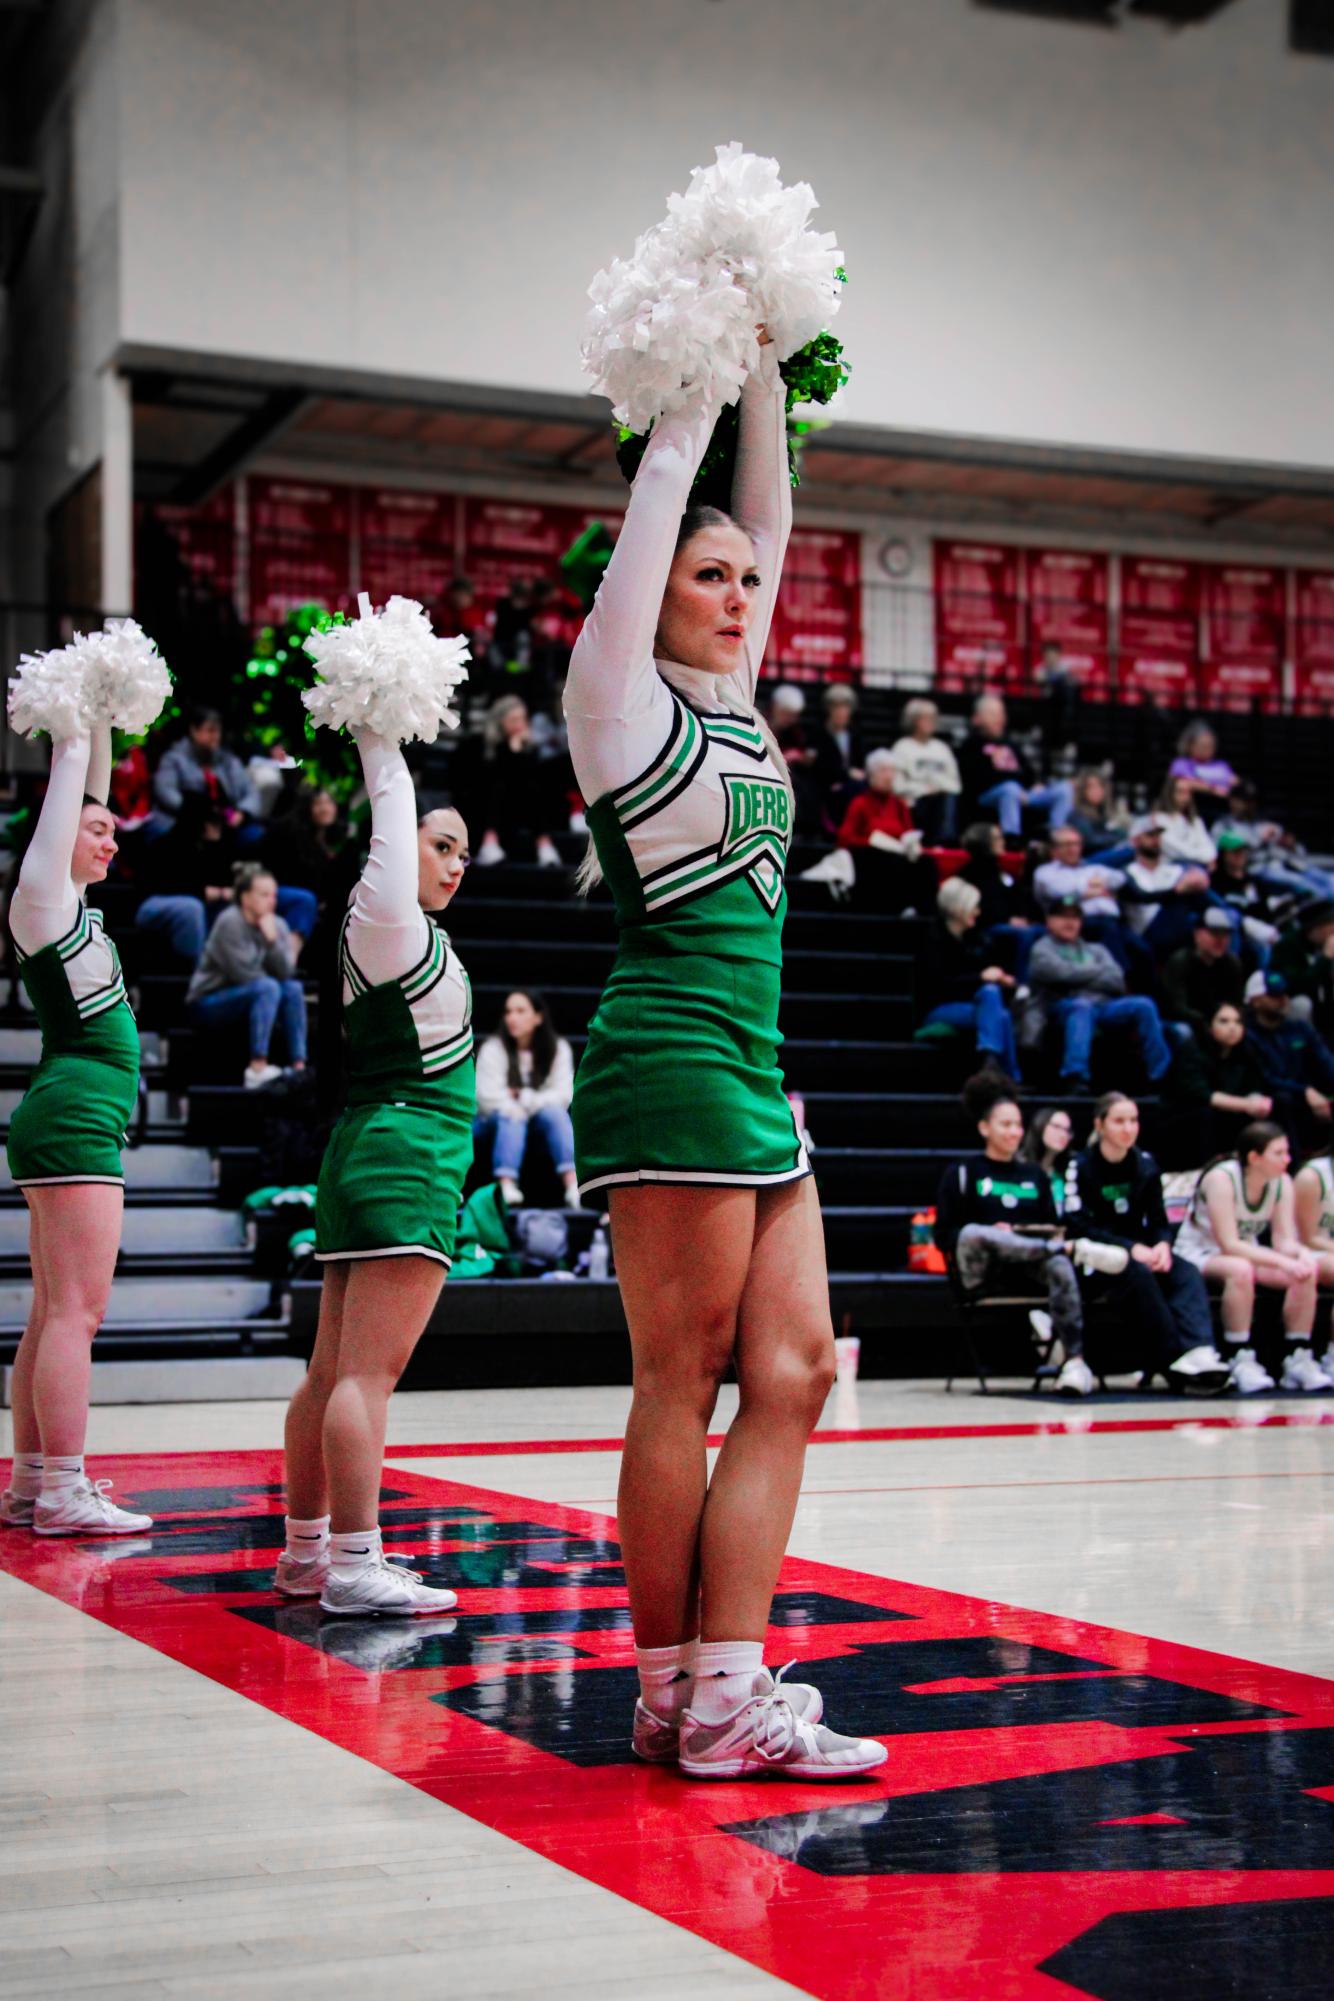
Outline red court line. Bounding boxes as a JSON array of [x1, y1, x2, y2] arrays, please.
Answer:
[[2, 1448, 1331, 2001], [800, 1469, 1330, 1497], [391, 1409, 1334, 1458]]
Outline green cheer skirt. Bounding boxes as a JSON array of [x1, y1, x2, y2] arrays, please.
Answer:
[[572, 944, 808, 1205], [314, 1090, 474, 1270], [6, 1008, 140, 1188]]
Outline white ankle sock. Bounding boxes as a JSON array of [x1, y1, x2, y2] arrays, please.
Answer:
[[41, 1455, 85, 1496], [328, 1527, 381, 1577], [635, 1638, 698, 1719], [690, 1640, 765, 1725], [284, 1514, 330, 1558], [11, 1453, 43, 1500], [1223, 1333, 1253, 1349]]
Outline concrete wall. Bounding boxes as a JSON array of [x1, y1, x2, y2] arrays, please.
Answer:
[[117, 0, 1334, 471]]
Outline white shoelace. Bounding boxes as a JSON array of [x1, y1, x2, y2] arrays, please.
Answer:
[[753, 1692, 803, 1764], [87, 1478, 132, 1522]]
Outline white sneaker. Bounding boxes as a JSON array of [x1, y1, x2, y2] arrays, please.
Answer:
[[1055, 1354, 1096, 1397], [536, 835, 563, 869], [1070, 1238, 1129, 1276], [679, 1672, 886, 1782], [0, 1489, 35, 1528], [476, 833, 506, 867], [274, 1548, 330, 1597], [497, 1178, 525, 1208], [564, 1185, 585, 1210], [1167, 1345, 1232, 1395], [34, 1478, 154, 1537], [1280, 1346, 1334, 1393], [633, 1663, 823, 1766], [1028, 1308, 1053, 1350], [319, 1553, 459, 1617], [244, 1063, 284, 1091], [1227, 1347, 1276, 1395]]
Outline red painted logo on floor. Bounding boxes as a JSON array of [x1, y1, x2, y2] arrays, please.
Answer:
[[2, 1449, 1331, 2000]]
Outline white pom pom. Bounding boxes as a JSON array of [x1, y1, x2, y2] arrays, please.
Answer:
[[302, 593, 471, 746], [7, 642, 87, 742], [75, 619, 171, 735], [581, 142, 843, 428], [7, 618, 171, 741]]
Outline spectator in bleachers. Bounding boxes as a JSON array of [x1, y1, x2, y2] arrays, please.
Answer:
[[1063, 1093, 1229, 1391], [1269, 899, 1334, 1039], [442, 575, 488, 655], [1244, 970, 1334, 1147], [1066, 769, 1129, 859], [836, 750, 938, 913], [1212, 834, 1283, 967], [263, 783, 345, 899], [888, 697, 962, 846], [475, 988, 578, 1210], [817, 683, 866, 791], [1214, 782, 1334, 903], [1168, 1001, 1274, 1162], [767, 683, 826, 834], [960, 821, 1032, 934], [1021, 897, 1172, 1094], [1017, 1106, 1075, 1207], [457, 695, 566, 869], [1173, 1120, 1326, 1394], [109, 741, 152, 832], [1155, 774, 1218, 873], [151, 707, 262, 845], [934, 1075, 1125, 1397], [185, 863, 308, 1089], [1037, 640, 1080, 755], [920, 877, 1019, 1076], [1162, 910, 1245, 1033], [1029, 823, 1146, 981], [1121, 815, 1212, 960], [1169, 722, 1239, 825], [958, 693, 1073, 838]]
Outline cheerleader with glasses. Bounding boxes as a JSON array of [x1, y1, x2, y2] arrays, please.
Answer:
[[567, 150, 886, 1779], [1, 624, 168, 1536], [279, 597, 474, 1615]]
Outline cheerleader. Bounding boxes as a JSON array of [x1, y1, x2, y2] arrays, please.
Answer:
[[1174, 1121, 1328, 1393], [280, 600, 471, 1616], [1291, 1148, 1334, 1382], [564, 339, 885, 1778], [2, 623, 168, 1535]]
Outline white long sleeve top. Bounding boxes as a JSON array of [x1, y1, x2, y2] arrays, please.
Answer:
[[475, 1034, 575, 1118], [10, 726, 112, 954], [564, 348, 792, 802]]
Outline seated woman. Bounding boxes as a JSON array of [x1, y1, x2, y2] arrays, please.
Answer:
[[475, 988, 578, 1209], [185, 863, 308, 1088], [1173, 1121, 1328, 1393], [836, 748, 938, 913], [1067, 769, 1131, 862], [1169, 722, 1239, 827], [888, 698, 961, 847], [1063, 1093, 1229, 1392], [1291, 1150, 1334, 1382], [933, 1075, 1126, 1397], [920, 877, 1019, 1077], [1155, 774, 1218, 873], [1167, 1001, 1274, 1162], [1018, 1105, 1075, 1209], [454, 696, 566, 869]]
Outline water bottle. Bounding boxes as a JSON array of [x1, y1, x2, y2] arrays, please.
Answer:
[[588, 1221, 610, 1281]]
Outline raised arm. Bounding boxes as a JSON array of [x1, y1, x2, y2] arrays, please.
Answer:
[[13, 733, 90, 942], [729, 343, 792, 695], [86, 723, 112, 807], [565, 393, 722, 726], [344, 729, 431, 985]]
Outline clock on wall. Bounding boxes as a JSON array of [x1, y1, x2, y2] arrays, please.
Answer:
[[879, 537, 914, 580]]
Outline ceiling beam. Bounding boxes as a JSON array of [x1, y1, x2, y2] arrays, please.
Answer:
[[167, 387, 313, 506]]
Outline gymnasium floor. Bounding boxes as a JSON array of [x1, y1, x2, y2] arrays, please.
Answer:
[[2, 1379, 1331, 2001]]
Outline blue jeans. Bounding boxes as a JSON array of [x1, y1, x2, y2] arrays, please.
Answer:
[[477, 1105, 576, 1179], [137, 894, 206, 964], [276, 886, 318, 938], [189, 976, 308, 1065], [979, 778, 1074, 837], [1051, 994, 1171, 1086], [925, 988, 1019, 1077]]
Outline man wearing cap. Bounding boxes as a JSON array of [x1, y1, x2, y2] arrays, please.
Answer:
[[1162, 908, 1246, 1034], [1022, 898, 1173, 1093], [1270, 899, 1334, 1039], [958, 693, 1074, 836], [1245, 970, 1334, 1144], [1120, 815, 1212, 959], [1212, 833, 1284, 965]]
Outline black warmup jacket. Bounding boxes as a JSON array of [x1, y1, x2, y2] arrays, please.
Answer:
[[934, 1154, 1059, 1258], [1063, 1143, 1170, 1252]]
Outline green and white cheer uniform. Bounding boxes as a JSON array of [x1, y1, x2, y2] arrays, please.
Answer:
[[6, 729, 139, 1188], [565, 347, 809, 1202], [314, 733, 474, 1268]]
